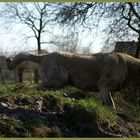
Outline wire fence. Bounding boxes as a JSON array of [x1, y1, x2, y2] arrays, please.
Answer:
[[0, 62, 18, 84], [0, 50, 45, 84], [0, 63, 36, 84], [0, 69, 37, 84]]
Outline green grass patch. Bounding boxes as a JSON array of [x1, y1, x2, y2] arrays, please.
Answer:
[[0, 84, 117, 124], [1, 83, 140, 137], [0, 84, 15, 96], [64, 98, 117, 125]]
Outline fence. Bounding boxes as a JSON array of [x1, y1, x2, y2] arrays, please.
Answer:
[[0, 61, 18, 84], [0, 51, 43, 84], [0, 63, 36, 84]]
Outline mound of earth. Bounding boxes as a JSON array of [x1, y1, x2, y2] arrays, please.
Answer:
[[0, 83, 139, 137]]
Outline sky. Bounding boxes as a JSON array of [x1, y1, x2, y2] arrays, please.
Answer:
[[0, 31, 104, 57], [0, 22, 106, 56], [0, 3, 108, 56]]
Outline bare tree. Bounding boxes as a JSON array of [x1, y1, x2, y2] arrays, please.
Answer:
[[3, 2, 53, 54], [101, 2, 140, 55], [49, 31, 79, 53], [55, 2, 140, 54]]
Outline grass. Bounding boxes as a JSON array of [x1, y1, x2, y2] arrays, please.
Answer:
[[0, 83, 117, 122], [0, 84, 14, 96], [115, 89, 140, 119], [25, 117, 43, 129], [0, 83, 122, 137], [0, 83, 140, 137], [64, 98, 117, 125], [0, 116, 23, 137]]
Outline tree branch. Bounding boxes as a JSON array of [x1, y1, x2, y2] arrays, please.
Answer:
[[121, 4, 139, 33], [128, 2, 140, 21]]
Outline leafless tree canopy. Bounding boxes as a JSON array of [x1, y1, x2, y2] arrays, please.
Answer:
[[49, 31, 79, 53], [3, 2, 54, 54], [2, 2, 140, 53], [55, 2, 140, 53]]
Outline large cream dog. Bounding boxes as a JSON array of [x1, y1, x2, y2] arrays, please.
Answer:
[[6, 52, 140, 108]]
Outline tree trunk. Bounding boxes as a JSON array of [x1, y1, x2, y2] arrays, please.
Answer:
[[35, 36, 41, 83], [37, 33, 41, 54], [135, 34, 140, 58], [37, 39, 41, 54]]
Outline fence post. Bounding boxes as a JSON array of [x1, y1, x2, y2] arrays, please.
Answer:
[[17, 68, 23, 83], [0, 67, 2, 84], [34, 69, 39, 83]]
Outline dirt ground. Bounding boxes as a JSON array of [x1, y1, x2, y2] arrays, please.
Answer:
[[0, 83, 139, 137]]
